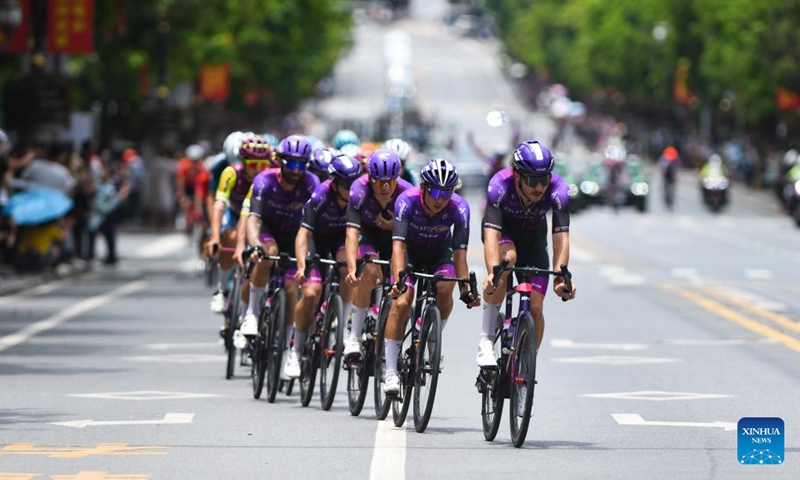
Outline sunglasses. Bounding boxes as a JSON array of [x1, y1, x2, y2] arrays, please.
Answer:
[[521, 173, 551, 187], [244, 159, 271, 172], [426, 187, 453, 200], [282, 158, 307, 172], [370, 178, 397, 189]]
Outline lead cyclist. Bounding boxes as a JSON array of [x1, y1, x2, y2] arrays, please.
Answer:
[[477, 140, 577, 367]]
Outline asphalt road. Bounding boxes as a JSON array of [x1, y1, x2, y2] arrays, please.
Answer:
[[3, 3, 799, 479]]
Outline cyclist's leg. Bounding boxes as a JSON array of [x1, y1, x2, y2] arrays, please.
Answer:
[[348, 229, 385, 350], [385, 287, 413, 392], [478, 234, 517, 366], [336, 247, 354, 316], [242, 230, 277, 335], [516, 226, 550, 351]]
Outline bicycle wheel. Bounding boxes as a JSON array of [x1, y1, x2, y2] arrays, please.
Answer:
[[481, 314, 505, 441], [266, 290, 286, 403], [224, 274, 242, 380], [347, 360, 369, 416], [319, 295, 344, 411], [413, 306, 442, 433], [300, 340, 318, 407], [251, 309, 269, 399], [509, 312, 537, 448], [373, 297, 392, 420], [392, 313, 414, 428]]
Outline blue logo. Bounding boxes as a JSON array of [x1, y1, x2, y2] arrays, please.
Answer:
[[738, 417, 784, 465]]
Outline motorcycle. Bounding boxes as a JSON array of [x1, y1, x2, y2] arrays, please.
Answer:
[[701, 176, 729, 212]]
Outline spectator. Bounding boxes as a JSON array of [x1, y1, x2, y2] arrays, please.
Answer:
[[87, 161, 130, 265], [7, 142, 76, 194], [121, 148, 146, 222], [12, 218, 70, 273], [68, 153, 95, 260]]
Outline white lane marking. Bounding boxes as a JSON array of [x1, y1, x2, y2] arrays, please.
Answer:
[[743, 269, 773, 281], [664, 338, 778, 346], [550, 339, 649, 351], [133, 233, 188, 258], [142, 342, 222, 350], [0, 282, 63, 307], [552, 355, 680, 365], [70, 391, 220, 401], [52, 413, 195, 429], [582, 391, 733, 401], [121, 354, 226, 363], [0, 281, 147, 353], [570, 246, 597, 263], [369, 421, 406, 480], [612, 413, 736, 431], [598, 266, 647, 286]]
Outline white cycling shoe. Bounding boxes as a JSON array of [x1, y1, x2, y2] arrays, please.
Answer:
[[240, 314, 259, 336], [476, 337, 497, 367]]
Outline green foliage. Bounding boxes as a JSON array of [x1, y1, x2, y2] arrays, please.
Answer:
[[67, 0, 352, 111], [485, 0, 800, 125]]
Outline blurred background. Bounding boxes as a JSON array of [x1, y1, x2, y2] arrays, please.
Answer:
[[1, 0, 800, 279]]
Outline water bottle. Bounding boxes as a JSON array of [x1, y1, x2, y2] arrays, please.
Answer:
[[415, 316, 422, 332]]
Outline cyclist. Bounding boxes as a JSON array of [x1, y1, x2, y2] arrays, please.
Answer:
[[332, 129, 360, 150], [477, 140, 576, 367], [384, 159, 481, 394], [176, 144, 210, 234], [658, 146, 680, 209], [383, 138, 420, 187], [244, 135, 320, 373], [344, 149, 413, 358], [308, 148, 335, 183], [286, 153, 363, 378], [206, 136, 275, 313]]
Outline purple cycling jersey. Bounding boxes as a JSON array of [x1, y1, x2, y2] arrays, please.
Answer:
[[393, 187, 470, 250], [249, 168, 319, 233], [345, 174, 412, 231], [301, 179, 347, 235], [483, 167, 570, 234]]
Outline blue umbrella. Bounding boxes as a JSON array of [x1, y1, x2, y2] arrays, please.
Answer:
[[3, 188, 74, 226]]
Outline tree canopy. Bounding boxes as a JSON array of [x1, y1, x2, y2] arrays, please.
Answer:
[[485, 0, 800, 126]]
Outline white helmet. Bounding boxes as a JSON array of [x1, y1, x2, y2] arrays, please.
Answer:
[[223, 131, 245, 163], [383, 138, 412, 162], [185, 144, 205, 161]]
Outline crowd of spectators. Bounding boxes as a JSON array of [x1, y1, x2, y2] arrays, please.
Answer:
[[0, 131, 142, 277]]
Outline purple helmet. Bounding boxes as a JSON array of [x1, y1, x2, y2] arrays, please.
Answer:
[[309, 148, 335, 175], [420, 158, 459, 188], [328, 153, 362, 182], [278, 134, 312, 160], [512, 140, 554, 175], [367, 149, 401, 181]]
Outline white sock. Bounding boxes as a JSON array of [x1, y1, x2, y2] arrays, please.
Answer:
[[350, 307, 367, 340], [441, 317, 448, 332], [216, 266, 231, 291], [285, 325, 295, 350], [246, 284, 263, 316], [293, 329, 307, 354], [342, 301, 352, 322], [482, 302, 501, 338], [385, 339, 402, 376]]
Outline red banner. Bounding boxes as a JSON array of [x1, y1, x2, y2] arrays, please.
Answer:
[[199, 63, 230, 102], [776, 87, 800, 112], [47, 0, 94, 54], [3, 0, 31, 53]]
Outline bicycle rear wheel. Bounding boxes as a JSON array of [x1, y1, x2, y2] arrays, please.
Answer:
[[320, 295, 344, 411], [347, 360, 369, 416], [224, 274, 242, 380], [251, 309, 269, 399], [392, 316, 414, 427], [509, 312, 537, 447], [300, 342, 318, 407], [413, 306, 441, 433], [373, 297, 392, 420], [481, 315, 505, 441], [266, 290, 286, 403]]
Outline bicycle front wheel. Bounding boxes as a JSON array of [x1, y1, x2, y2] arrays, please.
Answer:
[[299, 342, 318, 407], [481, 315, 505, 441], [266, 290, 286, 404], [373, 297, 392, 420], [251, 308, 269, 399], [413, 306, 442, 433], [224, 275, 242, 380], [509, 312, 537, 448], [319, 295, 344, 411], [392, 312, 414, 428]]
